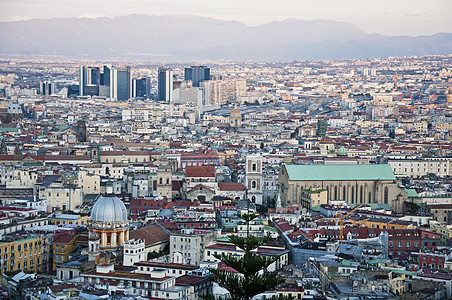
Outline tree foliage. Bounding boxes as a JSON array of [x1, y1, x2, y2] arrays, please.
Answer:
[[204, 211, 293, 300]]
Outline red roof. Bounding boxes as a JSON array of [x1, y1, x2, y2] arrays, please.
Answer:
[[176, 275, 209, 286], [218, 182, 245, 191], [55, 235, 74, 244], [186, 166, 215, 178], [217, 262, 239, 273], [129, 224, 170, 246]]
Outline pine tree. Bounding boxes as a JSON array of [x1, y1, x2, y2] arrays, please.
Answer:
[[204, 206, 293, 300]]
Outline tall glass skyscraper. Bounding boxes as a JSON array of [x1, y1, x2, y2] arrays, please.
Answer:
[[133, 77, 150, 98], [79, 66, 100, 96], [110, 66, 132, 101], [158, 67, 173, 102], [184, 66, 210, 87]]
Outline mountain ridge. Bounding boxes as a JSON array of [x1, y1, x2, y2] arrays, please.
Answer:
[[0, 14, 450, 61]]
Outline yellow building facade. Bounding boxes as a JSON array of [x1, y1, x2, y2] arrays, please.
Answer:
[[0, 236, 43, 282]]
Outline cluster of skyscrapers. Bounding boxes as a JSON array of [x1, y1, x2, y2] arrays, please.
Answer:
[[79, 66, 151, 100], [158, 66, 211, 102], [79, 65, 210, 102]]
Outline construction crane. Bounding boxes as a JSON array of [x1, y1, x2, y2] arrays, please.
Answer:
[[330, 204, 364, 241]]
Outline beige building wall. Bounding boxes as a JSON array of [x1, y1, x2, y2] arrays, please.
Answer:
[[201, 79, 246, 105], [41, 186, 83, 211], [389, 159, 450, 178], [6, 169, 38, 188], [77, 170, 101, 195]]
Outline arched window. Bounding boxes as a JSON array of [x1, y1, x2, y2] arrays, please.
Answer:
[[384, 187, 389, 203], [351, 187, 355, 203], [252, 181, 256, 189], [360, 186, 363, 203], [368, 192, 372, 203], [166, 178, 169, 184], [334, 186, 338, 200], [343, 186, 346, 200], [251, 196, 256, 203], [326, 186, 329, 199], [159, 178, 162, 185]]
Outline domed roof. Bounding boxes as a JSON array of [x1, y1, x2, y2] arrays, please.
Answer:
[[230, 108, 241, 117], [337, 146, 347, 155], [91, 196, 127, 223]]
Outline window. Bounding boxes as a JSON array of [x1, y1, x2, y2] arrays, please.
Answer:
[[398, 241, 401, 248], [252, 181, 256, 189], [360, 186, 363, 203], [384, 187, 388, 203], [252, 163, 256, 171]]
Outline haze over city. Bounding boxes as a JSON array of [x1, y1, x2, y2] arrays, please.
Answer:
[[1, 0, 451, 36]]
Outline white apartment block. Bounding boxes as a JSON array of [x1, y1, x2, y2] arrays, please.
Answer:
[[170, 229, 216, 266], [0, 167, 38, 188], [388, 158, 450, 178], [201, 79, 246, 105], [123, 239, 146, 266]]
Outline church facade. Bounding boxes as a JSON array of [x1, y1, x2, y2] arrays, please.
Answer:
[[278, 164, 407, 213]]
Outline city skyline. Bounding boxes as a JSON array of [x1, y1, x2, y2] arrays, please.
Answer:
[[0, 0, 451, 36]]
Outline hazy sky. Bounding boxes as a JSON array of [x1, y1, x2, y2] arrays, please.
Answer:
[[1, 0, 451, 36]]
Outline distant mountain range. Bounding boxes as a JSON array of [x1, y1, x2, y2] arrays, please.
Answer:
[[0, 14, 451, 61]]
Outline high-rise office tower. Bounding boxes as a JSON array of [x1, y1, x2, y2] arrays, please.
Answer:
[[158, 67, 173, 102], [132, 77, 151, 98], [184, 66, 210, 87], [79, 66, 100, 96], [98, 65, 111, 98], [40, 81, 55, 95], [79, 66, 86, 96], [110, 66, 132, 101]]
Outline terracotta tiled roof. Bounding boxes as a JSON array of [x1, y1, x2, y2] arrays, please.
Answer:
[[186, 166, 215, 178], [176, 275, 209, 286], [129, 224, 169, 247], [218, 182, 245, 191], [55, 235, 74, 244]]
